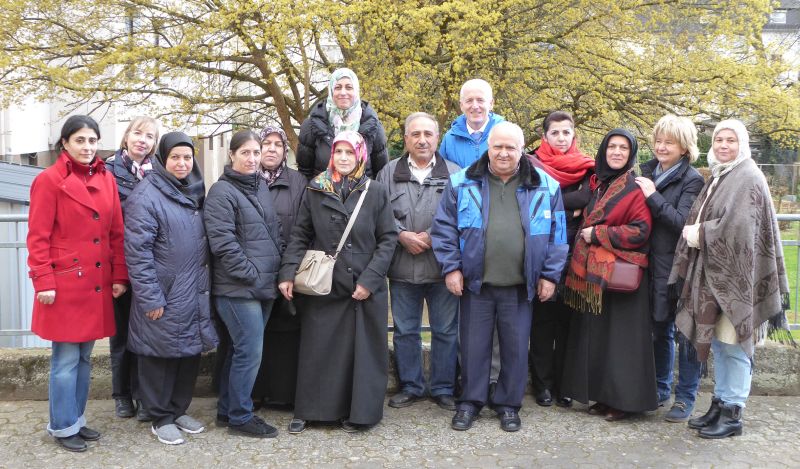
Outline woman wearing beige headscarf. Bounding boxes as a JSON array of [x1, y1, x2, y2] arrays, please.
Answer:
[[669, 119, 791, 439]]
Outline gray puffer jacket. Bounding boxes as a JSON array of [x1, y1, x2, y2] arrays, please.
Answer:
[[204, 166, 283, 300], [376, 153, 460, 284]]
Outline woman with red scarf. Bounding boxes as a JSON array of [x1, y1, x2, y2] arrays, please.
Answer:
[[526, 111, 594, 408], [561, 128, 656, 421]]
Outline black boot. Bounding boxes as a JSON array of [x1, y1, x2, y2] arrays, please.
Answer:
[[687, 397, 721, 430], [698, 403, 743, 439]]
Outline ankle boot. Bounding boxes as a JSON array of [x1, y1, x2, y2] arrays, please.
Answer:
[[687, 397, 721, 429], [698, 403, 743, 439]]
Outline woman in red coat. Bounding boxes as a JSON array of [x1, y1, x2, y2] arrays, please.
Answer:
[[27, 115, 129, 452]]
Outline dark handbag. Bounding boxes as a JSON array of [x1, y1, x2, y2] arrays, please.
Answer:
[[606, 258, 643, 293]]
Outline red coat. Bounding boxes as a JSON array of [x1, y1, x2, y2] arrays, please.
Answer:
[[27, 151, 129, 342]]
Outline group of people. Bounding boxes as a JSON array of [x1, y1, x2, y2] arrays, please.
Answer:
[[26, 69, 790, 452]]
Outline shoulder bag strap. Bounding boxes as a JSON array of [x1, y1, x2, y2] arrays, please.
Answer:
[[334, 179, 370, 257]]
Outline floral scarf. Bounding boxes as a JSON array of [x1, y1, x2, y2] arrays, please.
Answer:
[[259, 125, 289, 187], [326, 68, 363, 134], [313, 130, 368, 199]]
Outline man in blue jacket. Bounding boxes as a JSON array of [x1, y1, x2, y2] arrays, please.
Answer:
[[439, 79, 505, 169], [431, 121, 568, 432]]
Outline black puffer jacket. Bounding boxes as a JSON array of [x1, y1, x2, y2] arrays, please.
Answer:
[[205, 166, 283, 300], [270, 167, 307, 243], [296, 100, 388, 179]]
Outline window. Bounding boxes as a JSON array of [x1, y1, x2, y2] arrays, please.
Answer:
[[770, 10, 787, 24]]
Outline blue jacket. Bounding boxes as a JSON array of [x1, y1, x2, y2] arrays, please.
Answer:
[[431, 153, 568, 302], [124, 169, 218, 358], [439, 113, 505, 168]]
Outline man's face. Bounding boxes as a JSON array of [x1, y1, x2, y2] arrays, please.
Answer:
[[487, 127, 521, 178], [459, 84, 493, 130], [404, 117, 439, 161]]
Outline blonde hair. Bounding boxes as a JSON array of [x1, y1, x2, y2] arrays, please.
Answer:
[[651, 114, 699, 163], [120, 116, 160, 157]]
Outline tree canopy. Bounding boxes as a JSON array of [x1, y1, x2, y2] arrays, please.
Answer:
[[1, 0, 797, 152]]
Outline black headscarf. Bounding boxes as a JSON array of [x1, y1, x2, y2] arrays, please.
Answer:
[[594, 128, 638, 183], [155, 132, 206, 208]]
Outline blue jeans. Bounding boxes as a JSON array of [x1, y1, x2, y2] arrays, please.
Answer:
[[652, 321, 702, 406], [215, 296, 273, 425], [390, 280, 458, 397], [712, 338, 752, 408], [48, 341, 94, 437]]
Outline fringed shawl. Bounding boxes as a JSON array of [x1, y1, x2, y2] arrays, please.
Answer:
[[564, 170, 652, 314], [669, 158, 791, 360]]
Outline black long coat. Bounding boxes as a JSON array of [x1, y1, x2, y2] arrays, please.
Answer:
[[279, 178, 398, 425], [640, 158, 704, 322], [252, 166, 307, 406], [296, 100, 389, 179]]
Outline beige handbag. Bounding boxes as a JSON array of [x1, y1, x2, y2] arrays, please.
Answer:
[[293, 180, 371, 296]]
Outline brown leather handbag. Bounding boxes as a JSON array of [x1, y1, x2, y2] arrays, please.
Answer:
[[606, 258, 643, 293]]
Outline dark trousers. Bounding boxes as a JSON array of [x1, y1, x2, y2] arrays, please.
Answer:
[[110, 290, 138, 399], [138, 354, 201, 428], [529, 297, 572, 398], [458, 285, 532, 413]]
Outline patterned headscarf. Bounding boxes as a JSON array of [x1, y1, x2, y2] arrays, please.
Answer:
[[259, 125, 289, 186], [313, 130, 368, 197], [326, 68, 363, 134], [707, 119, 751, 179]]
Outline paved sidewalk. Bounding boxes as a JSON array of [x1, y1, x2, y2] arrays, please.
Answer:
[[1, 393, 798, 468]]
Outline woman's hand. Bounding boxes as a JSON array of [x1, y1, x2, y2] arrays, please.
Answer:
[[537, 279, 556, 302], [112, 283, 127, 298], [279, 281, 294, 300], [634, 177, 656, 198], [580, 227, 593, 243], [352, 284, 371, 300], [37, 290, 56, 304], [146, 307, 164, 320]]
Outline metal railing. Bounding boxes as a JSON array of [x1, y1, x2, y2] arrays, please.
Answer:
[[2, 214, 799, 342]]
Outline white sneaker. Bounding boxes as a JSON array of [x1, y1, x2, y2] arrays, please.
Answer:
[[151, 424, 185, 445], [175, 415, 205, 434]]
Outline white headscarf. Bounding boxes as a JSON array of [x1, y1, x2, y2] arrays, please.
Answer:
[[707, 119, 751, 178]]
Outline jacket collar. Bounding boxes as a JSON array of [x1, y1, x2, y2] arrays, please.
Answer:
[[393, 151, 450, 183], [639, 157, 691, 186], [465, 151, 540, 188], [448, 113, 502, 138], [307, 100, 378, 139], [108, 150, 138, 182]]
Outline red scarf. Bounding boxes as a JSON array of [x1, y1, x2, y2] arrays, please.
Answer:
[[532, 139, 594, 188]]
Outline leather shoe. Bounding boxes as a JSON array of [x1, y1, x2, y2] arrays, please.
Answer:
[[78, 426, 101, 441], [535, 389, 553, 407], [451, 409, 477, 431], [115, 398, 135, 418], [287, 418, 307, 434], [388, 391, 425, 408], [605, 407, 630, 422], [136, 400, 153, 422], [433, 394, 456, 411], [55, 434, 87, 452], [556, 397, 573, 408], [499, 410, 521, 432], [588, 402, 609, 415]]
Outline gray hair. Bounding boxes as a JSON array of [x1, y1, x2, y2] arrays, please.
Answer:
[[488, 121, 525, 149], [404, 112, 439, 135], [459, 79, 493, 102]]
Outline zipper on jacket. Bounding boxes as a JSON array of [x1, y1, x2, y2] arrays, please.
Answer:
[[530, 194, 544, 221], [467, 187, 481, 210], [54, 265, 83, 277]]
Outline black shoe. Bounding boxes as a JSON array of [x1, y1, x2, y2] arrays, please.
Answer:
[[288, 418, 307, 434], [451, 409, 477, 431], [499, 410, 521, 432], [698, 404, 743, 439], [229, 415, 278, 438], [433, 394, 457, 411], [136, 400, 153, 422], [215, 414, 229, 427], [78, 426, 101, 441], [555, 397, 572, 408], [688, 397, 722, 430], [388, 391, 425, 409], [535, 389, 553, 407], [55, 434, 87, 452], [115, 398, 135, 418]]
